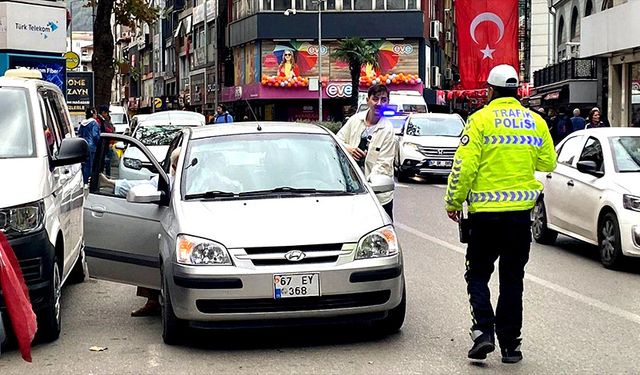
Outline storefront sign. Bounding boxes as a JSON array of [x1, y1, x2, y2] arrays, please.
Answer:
[[66, 72, 94, 113], [325, 82, 352, 98], [8, 54, 65, 92], [0, 2, 66, 53], [64, 51, 80, 70]]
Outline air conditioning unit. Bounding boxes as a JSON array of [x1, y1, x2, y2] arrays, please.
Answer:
[[444, 68, 452, 80], [431, 66, 441, 87], [430, 21, 441, 40], [446, 31, 452, 42]]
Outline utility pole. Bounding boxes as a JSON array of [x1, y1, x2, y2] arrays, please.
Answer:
[[314, 0, 326, 122], [204, 0, 208, 114]]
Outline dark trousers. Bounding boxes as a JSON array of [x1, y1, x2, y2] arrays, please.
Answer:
[[382, 200, 393, 221], [465, 210, 531, 348]]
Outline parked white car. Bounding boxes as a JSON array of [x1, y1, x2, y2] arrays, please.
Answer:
[[533, 127, 640, 269], [117, 111, 205, 180], [0, 69, 88, 342], [394, 113, 465, 181], [84, 122, 405, 345]]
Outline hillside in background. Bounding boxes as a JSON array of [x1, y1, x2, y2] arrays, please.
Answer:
[[68, 0, 94, 32]]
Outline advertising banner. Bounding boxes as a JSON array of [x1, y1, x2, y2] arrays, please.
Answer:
[[66, 72, 94, 114], [8, 54, 65, 92], [0, 2, 66, 54]]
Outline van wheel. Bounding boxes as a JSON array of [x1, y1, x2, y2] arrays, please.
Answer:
[[68, 248, 87, 284], [37, 256, 62, 342], [376, 284, 406, 335], [532, 200, 558, 244], [161, 270, 185, 345], [599, 212, 624, 269]]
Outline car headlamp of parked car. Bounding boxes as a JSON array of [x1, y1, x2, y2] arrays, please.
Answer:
[[0, 200, 44, 236], [403, 142, 420, 152], [622, 194, 640, 212], [123, 157, 143, 170], [176, 234, 232, 265], [355, 225, 399, 260]]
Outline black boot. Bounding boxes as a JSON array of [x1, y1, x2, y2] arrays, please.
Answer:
[[501, 339, 523, 363], [468, 330, 495, 360]]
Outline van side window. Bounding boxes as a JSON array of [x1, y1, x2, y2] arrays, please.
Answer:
[[46, 90, 72, 139], [38, 93, 60, 156]]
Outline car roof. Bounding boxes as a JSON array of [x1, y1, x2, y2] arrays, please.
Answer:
[[139, 118, 203, 127], [408, 113, 463, 120], [0, 76, 61, 92], [571, 127, 640, 137], [144, 110, 205, 124], [188, 122, 330, 139]]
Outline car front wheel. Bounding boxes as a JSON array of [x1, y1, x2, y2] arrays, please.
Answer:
[[37, 256, 62, 342], [161, 269, 185, 345], [599, 212, 624, 269], [375, 284, 406, 335], [532, 199, 558, 245]]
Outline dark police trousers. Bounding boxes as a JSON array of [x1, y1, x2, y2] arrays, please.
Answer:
[[465, 209, 531, 348]]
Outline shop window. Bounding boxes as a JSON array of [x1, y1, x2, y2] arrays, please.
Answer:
[[631, 63, 640, 127]]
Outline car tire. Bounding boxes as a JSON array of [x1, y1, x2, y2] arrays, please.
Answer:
[[67, 247, 87, 284], [37, 256, 62, 343], [376, 284, 406, 335], [532, 199, 558, 245], [161, 270, 185, 345], [599, 212, 624, 269]]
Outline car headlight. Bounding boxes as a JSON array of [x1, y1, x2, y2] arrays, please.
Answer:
[[123, 157, 142, 170], [403, 142, 420, 152], [0, 200, 45, 236], [623, 194, 640, 212], [176, 234, 232, 265], [355, 225, 399, 259]]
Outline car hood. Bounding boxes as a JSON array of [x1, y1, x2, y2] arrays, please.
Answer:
[[609, 173, 640, 194], [0, 158, 49, 208], [175, 194, 386, 248], [402, 135, 460, 147]]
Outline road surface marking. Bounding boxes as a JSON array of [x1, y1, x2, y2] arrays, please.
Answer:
[[396, 183, 411, 188], [396, 222, 640, 326]]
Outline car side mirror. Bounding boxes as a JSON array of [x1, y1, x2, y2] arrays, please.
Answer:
[[369, 174, 395, 193], [51, 138, 89, 167], [577, 160, 604, 177], [115, 141, 126, 150], [126, 183, 162, 204]]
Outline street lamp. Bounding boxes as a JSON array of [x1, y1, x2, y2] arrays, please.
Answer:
[[284, 0, 325, 122]]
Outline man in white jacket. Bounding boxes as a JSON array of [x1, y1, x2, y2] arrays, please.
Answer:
[[337, 84, 397, 220]]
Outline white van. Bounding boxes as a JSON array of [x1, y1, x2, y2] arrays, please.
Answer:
[[357, 90, 428, 114], [109, 105, 130, 134], [0, 69, 88, 342]]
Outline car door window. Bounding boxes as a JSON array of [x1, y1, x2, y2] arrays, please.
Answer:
[[90, 137, 161, 198], [51, 92, 73, 138], [557, 135, 583, 166], [578, 137, 605, 173], [38, 93, 60, 157]]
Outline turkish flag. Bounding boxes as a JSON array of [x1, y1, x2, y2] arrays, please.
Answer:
[[456, 0, 519, 89]]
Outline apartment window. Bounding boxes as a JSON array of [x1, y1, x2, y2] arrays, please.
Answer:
[[353, 0, 372, 9], [631, 63, 640, 127], [387, 0, 404, 10], [570, 6, 579, 41], [585, 0, 593, 16], [274, 0, 290, 10], [263, 0, 272, 10], [557, 16, 565, 45]]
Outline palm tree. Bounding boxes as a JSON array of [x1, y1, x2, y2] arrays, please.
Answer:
[[332, 38, 379, 111]]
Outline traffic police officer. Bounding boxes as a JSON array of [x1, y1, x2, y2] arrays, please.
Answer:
[[444, 65, 557, 363]]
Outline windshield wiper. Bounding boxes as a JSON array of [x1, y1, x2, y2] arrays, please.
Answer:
[[185, 190, 237, 200], [238, 187, 352, 197]]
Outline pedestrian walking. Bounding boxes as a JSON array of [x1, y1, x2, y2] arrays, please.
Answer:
[[336, 84, 396, 220], [570, 108, 586, 131], [77, 107, 101, 184], [444, 65, 557, 363], [585, 107, 609, 128], [213, 104, 234, 124]]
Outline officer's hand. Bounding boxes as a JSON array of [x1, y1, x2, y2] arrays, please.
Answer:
[[347, 146, 366, 161], [447, 210, 461, 223]]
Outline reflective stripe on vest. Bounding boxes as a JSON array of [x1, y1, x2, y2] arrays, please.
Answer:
[[483, 135, 543, 147], [468, 190, 541, 203]]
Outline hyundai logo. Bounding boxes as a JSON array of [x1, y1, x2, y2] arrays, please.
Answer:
[[284, 250, 306, 262]]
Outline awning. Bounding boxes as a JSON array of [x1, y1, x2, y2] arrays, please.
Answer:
[[543, 90, 561, 101], [173, 20, 182, 38]]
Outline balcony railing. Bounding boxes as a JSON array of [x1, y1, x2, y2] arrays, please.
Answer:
[[533, 58, 597, 87]]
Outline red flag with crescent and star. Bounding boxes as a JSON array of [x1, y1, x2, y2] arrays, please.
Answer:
[[456, 0, 519, 89]]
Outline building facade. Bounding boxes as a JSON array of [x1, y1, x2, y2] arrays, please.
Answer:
[[582, 0, 640, 127]]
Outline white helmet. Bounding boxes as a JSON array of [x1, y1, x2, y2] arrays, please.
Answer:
[[487, 64, 519, 88]]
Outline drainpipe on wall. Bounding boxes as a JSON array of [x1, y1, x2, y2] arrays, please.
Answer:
[[549, 6, 556, 64]]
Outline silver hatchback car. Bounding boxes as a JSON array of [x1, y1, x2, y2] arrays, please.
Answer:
[[84, 122, 405, 344]]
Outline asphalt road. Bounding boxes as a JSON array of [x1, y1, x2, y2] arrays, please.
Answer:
[[2, 178, 640, 374]]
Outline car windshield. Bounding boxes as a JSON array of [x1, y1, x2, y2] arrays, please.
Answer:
[[182, 133, 365, 199], [610, 136, 640, 173], [0, 88, 34, 158], [134, 125, 185, 146], [405, 116, 464, 137], [110, 113, 126, 124]]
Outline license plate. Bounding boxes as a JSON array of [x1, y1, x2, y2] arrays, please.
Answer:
[[428, 160, 452, 167], [273, 273, 320, 299]]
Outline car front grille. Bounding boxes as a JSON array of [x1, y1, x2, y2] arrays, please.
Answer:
[[195, 290, 391, 314], [240, 243, 347, 266], [417, 146, 457, 157]]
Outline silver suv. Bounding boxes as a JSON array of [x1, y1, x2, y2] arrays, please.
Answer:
[[84, 122, 405, 344]]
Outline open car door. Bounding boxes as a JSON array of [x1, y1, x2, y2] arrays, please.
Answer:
[[83, 133, 170, 290]]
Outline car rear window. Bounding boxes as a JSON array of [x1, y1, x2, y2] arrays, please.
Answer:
[[0, 87, 34, 158]]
